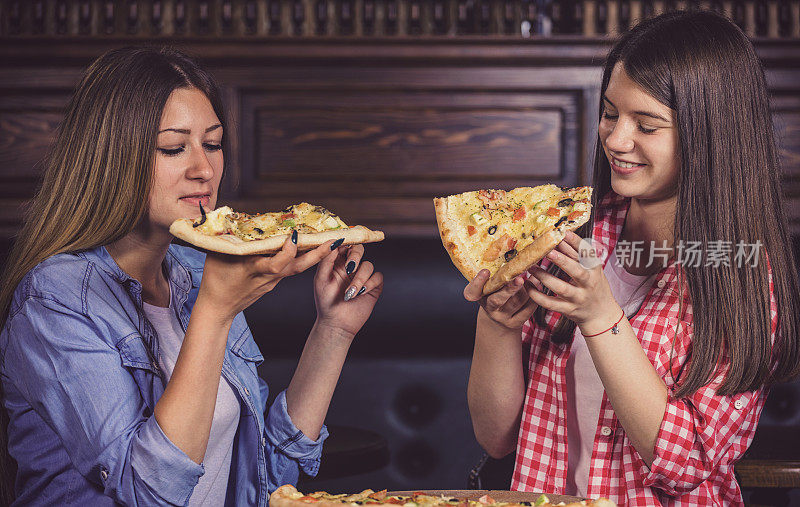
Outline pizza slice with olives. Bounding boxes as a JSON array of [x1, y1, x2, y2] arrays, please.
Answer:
[[434, 185, 592, 295], [170, 202, 384, 255]]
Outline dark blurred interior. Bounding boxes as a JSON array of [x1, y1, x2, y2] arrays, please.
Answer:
[[2, 0, 800, 503]]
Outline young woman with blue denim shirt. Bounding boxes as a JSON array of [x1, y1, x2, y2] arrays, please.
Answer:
[[0, 47, 383, 506]]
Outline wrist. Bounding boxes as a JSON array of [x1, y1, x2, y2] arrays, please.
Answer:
[[193, 293, 236, 329], [578, 304, 625, 338], [312, 318, 357, 344], [477, 307, 524, 334]]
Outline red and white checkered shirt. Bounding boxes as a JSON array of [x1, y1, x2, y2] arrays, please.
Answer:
[[512, 191, 778, 506]]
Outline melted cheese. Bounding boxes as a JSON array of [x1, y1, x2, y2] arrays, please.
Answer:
[[193, 203, 348, 240]]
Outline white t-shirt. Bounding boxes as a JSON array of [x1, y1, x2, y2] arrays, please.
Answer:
[[143, 293, 241, 506], [565, 249, 655, 497]]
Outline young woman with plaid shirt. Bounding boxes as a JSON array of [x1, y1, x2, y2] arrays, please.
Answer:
[[465, 11, 800, 506]]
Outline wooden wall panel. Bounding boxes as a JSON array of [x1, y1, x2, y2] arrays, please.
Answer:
[[0, 41, 798, 243], [232, 86, 583, 236]]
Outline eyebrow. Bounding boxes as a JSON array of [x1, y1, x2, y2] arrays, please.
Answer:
[[158, 124, 222, 135], [602, 96, 671, 123]]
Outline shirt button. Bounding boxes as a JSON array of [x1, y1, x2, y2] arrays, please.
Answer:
[[734, 399, 744, 410], [244, 387, 250, 396], [600, 426, 612, 437], [657, 279, 666, 289], [151, 361, 159, 371], [100, 469, 108, 481], [261, 437, 266, 446]]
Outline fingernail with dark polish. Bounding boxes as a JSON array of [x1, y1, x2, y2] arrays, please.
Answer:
[[344, 286, 357, 301], [291, 230, 298, 244], [346, 261, 356, 275], [357, 286, 366, 296], [331, 238, 344, 250]]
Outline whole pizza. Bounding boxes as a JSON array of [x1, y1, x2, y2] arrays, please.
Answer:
[[434, 185, 592, 295], [269, 485, 616, 507], [170, 202, 384, 255]]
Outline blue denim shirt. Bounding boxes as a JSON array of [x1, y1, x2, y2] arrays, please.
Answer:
[[0, 244, 328, 506]]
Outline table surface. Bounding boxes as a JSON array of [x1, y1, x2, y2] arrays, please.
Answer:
[[389, 490, 584, 504]]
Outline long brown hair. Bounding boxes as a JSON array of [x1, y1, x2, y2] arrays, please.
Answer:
[[0, 46, 226, 503], [536, 10, 800, 398]]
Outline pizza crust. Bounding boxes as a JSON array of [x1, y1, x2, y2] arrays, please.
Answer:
[[170, 219, 384, 255], [434, 197, 480, 281], [482, 207, 591, 295], [483, 227, 566, 295]]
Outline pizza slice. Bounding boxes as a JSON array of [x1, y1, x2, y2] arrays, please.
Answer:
[[434, 185, 592, 295], [169, 202, 384, 255]]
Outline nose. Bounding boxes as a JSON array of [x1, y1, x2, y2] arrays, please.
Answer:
[[604, 120, 635, 153], [186, 143, 215, 181]]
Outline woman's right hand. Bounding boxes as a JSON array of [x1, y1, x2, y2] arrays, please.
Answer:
[[463, 270, 542, 330], [198, 234, 339, 324]]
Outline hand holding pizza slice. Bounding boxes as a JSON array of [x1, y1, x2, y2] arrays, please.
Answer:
[[434, 185, 593, 295]]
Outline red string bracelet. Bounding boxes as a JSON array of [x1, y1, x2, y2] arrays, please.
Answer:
[[582, 309, 626, 338]]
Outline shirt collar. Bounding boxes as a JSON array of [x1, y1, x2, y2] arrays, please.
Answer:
[[79, 244, 195, 293]]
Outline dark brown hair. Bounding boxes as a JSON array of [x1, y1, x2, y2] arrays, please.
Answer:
[[0, 46, 226, 504], [536, 10, 800, 398]]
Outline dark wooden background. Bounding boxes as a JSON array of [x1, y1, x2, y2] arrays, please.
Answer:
[[2, 0, 800, 498]]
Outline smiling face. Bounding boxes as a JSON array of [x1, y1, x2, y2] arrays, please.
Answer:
[[599, 62, 680, 203], [146, 87, 224, 232]]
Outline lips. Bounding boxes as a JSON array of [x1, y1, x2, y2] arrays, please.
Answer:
[[179, 194, 211, 207], [609, 156, 646, 175]]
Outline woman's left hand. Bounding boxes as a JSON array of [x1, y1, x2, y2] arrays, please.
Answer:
[[313, 243, 384, 338], [528, 230, 623, 336]]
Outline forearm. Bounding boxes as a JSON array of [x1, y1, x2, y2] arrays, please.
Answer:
[[154, 295, 232, 464], [467, 308, 526, 458], [583, 316, 668, 465], [285, 321, 352, 441]]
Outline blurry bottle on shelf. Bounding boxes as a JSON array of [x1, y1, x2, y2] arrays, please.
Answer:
[[363, 0, 376, 35], [457, 0, 475, 35], [79, 0, 92, 34], [126, 0, 140, 34], [292, 0, 305, 35], [268, 0, 281, 34], [595, 0, 608, 35], [340, 0, 354, 35], [478, 0, 492, 34], [433, 0, 449, 35], [385, 0, 399, 35], [244, 0, 258, 34], [535, 0, 553, 36], [754, 0, 769, 36], [174, 0, 187, 34], [56, 0, 68, 35], [779, 0, 794, 38], [503, 0, 517, 35], [316, 0, 328, 35], [619, 0, 631, 31], [409, 0, 423, 35]]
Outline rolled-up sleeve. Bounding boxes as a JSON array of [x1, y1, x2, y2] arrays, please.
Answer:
[[3, 297, 204, 506], [262, 383, 328, 491], [641, 384, 763, 496]]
